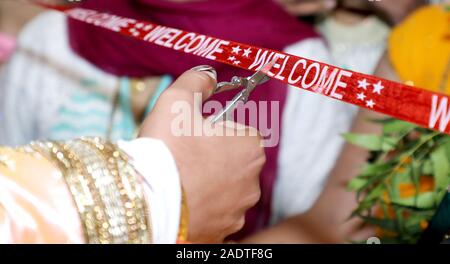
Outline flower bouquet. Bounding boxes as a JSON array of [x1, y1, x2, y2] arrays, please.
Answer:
[[345, 118, 450, 243]]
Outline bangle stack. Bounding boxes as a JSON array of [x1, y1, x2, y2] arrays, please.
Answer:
[[24, 137, 152, 244]]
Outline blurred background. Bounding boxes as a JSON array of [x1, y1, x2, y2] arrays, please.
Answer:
[[0, 1, 41, 63]]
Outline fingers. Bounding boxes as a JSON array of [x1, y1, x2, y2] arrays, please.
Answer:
[[215, 121, 263, 146], [220, 122, 266, 166], [279, 0, 336, 16]]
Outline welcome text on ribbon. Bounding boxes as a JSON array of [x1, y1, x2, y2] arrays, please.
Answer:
[[34, 5, 450, 135]]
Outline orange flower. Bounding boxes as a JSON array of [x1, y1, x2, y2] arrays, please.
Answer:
[[376, 227, 397, 238], [400, 156, 413, 164], [393, 166, 406, 173], [420, 220, 429, 230], [398, 176, 434, 199], [402, 210, 411, 219], [382, 191, 391, 204], [375, 203, 395, 219]]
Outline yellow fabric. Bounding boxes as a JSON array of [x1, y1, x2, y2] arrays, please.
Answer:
[[389, 4, 450, 94]]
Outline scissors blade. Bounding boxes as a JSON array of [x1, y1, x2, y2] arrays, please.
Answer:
[[245, 61, 275, 92], [210, 89, 246, 124]]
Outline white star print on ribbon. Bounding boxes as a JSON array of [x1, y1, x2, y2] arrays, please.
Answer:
[[231, 45, 242, 54], [358, 79, 369, 90], [357, 92, 366, 101], [373, 81, 385, 95], [366, 99, 375, 108], [243, 47, 252, 57], [356, 79, 384, 109]]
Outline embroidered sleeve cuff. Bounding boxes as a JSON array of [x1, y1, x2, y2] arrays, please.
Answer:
[[118, 138, 181, 244]]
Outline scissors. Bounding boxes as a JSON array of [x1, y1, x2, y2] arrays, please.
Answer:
[[211, 61, 275, 124]]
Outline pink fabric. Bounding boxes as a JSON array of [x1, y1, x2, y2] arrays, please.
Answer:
[[0, 33, 16, 62]]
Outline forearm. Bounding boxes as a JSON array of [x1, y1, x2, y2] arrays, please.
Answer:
[[242, 192, 364, 244], [241, 213, 341, 244], [245, 109, 383, 244], [246, 51, 403, 244]]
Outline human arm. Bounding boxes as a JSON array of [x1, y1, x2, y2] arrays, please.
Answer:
[[242, 108, 383, 243], [0, 66, 265, 244]]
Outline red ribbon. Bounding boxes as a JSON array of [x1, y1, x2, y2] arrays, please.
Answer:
[[36, 5, 450, 135]]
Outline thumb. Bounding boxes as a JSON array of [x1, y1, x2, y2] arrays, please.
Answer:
[[284, 0, 336, 16], [161, 65, 217, 112], [139, 65, 216, 138]]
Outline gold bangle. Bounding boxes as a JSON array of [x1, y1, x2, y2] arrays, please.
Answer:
[[24, 138, 152, 244], [177, 187, 189, 243], [80, 138, 152, 243]]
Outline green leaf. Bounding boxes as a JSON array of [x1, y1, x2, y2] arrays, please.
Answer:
[[383, 120, 416, 134], [360, 163, 393, 177], [443, 138, 450, 158], [381, 136, 398, 152], [348, 178, 368, 191], [431, 144, 450, 192], [364, 184, 386, 202], [343, 133, 382, 151], [422, 160, 433, 175], [390, 167, 411, 202], [343, 133, 399, 152], [350, 201, 373, 217], [404, 210, 435, 231], [393, 192, 437, 209]]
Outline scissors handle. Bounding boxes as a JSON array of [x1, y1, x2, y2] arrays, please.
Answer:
[[210, 61, 274, 124], [215, 76, 244, 93]]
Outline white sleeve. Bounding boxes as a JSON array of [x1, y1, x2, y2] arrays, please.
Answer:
[[0, 12, 67, 146], [271, 38, 359, 224], [0, 44, 38, 146], [0, 12, 118, 146], [118, 138, 181, 244]]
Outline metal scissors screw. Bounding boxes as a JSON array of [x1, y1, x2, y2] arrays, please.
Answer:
[[211, 61, 274, 124]]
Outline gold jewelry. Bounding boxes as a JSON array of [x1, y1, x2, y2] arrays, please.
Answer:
[[130, 79, 150, 94], [177, 187, 189, 243], [0, 149, 13, 169], [25, 138, 152, 244], [81, 137, 152, 243]]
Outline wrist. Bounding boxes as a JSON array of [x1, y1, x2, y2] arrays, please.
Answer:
[[119, 138, 182, 243]]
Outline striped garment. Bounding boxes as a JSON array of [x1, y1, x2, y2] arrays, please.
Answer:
[[49, 75, 172, 141]]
